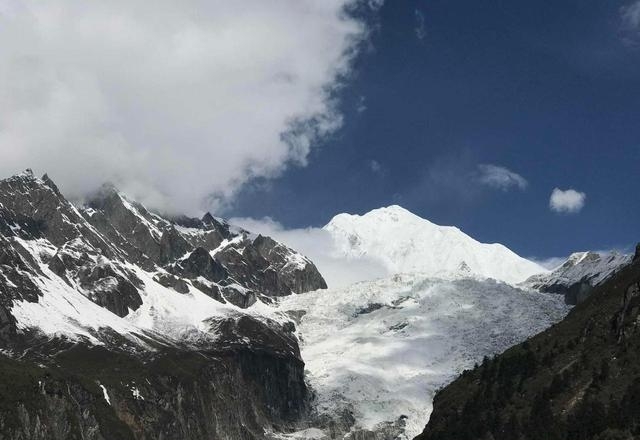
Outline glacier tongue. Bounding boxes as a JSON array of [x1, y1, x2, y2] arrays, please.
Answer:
[[276, 273, 570, 439], [324, 205, 547, 284]]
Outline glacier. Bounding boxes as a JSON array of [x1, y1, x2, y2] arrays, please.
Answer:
[[0, 171, 582, 439], [274, 273, 570, 439]]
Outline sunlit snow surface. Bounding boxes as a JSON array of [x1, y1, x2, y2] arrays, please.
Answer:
[[325, 205, 547, 284], [275, 273, 570, 439], [8, 237, 281, 348]]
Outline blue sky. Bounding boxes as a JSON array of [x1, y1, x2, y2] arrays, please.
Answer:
[[2, 0, 638, 261], [230, 0, 640, 260]]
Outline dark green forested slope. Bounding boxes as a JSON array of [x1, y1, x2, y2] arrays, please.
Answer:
[[416, 246, 640, 440]]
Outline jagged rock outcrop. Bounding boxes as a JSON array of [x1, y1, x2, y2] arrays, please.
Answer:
[[170, 247, 228, 283], [158, 227, 191, 264], [0, 170, 115, 255], [80, 182, 326, 303], [214, 234, 327, 298], [153, 273, 190, 294]]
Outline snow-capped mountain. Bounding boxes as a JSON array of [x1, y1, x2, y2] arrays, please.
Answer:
[[523, 250, 631, 304], [324, 205, 546, 284], [0, 170, 326, 346], [0, 170, 326, 439], [0, 170, 611, 440]]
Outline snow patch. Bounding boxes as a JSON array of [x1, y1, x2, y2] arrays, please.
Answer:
[[131, 386, 144, 400], [99, 384, 111, 406]]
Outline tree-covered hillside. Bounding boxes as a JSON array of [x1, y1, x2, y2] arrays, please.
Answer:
[[416, 246, 640, 440]]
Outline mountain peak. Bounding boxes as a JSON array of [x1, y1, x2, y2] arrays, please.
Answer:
[[324, 205, 546, 284], [3, 169, 41, 185], [2, 171, 63, 199], [202, 212, 216, 224], [371, 204, 414, 216], [41, 173, 61, 194], [89, 182, 123, 200], [354, 204, 427, 220], [328, 205, 441, 234], [524, 250, 632, 304]]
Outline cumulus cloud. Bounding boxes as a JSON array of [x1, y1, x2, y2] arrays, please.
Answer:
[[0, 0, 377, 214], [549, 188, 586, 214], [476, 164, 528, 191], [230, 217, 389, 288]]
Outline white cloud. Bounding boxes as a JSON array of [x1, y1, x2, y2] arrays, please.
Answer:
[[230, 217, 389, 288], [0, 0, 378, 214], [476, 164, 528, 191], [414, 9, 426, 40], [549, 188, 586, 214]]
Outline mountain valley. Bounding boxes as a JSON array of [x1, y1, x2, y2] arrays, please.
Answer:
[[0, 170, 633, 440]]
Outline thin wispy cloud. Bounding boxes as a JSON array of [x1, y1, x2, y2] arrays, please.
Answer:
[[356, 95, 367, 113], [0, 0, 379, 214], [230, 216, 389, 288], [402, 153, 529, 215], [621, 0, 640, 46], [414, 9, 426, 40], [529, 256, 568, 271], [549, 188, 586, 214], [368, 159, 385, 175], [476, 164, 528, 191]]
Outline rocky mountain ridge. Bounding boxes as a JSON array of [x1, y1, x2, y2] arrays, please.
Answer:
[[522, 251, 631, 305], [0, 169, 327, 439], [0, 169, 326, 344]]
